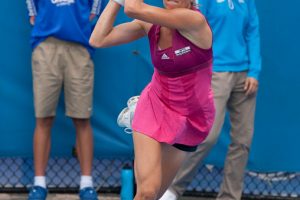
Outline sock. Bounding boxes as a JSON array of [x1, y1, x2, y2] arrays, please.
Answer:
[[159, 189, 177, 200], [34, 176, 46, 188], [80, 176, 93, 190]]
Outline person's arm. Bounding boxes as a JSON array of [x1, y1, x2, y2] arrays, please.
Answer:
[[26, 0, 38, 25], [89, 1, 148, 48], [244, 0, 261, 95]]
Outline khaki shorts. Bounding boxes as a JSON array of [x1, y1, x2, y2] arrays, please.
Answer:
[[32, 37, 94, 118]]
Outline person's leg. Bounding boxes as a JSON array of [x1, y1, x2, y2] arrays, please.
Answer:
[[133, 131, 187, 200], [31, 118, 54, 198], [29, 37, 63, 199], [133, 131, 163, 200], [31, 37, 63, 186], [33, 117, 54, 177], [161, 72, 232, 198], [157, 144, 188, 199], [64, 42, 94, 176], [72, 118, 94, 177], [63, 41, 96, 199], [76, 135, 82, 166], [217, 72, 257, 200], [73, 118, 97, 198]]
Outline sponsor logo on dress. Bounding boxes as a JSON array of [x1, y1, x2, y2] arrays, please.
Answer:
[[174, 46, 191, 56], [51, 0, 75, 6], [161, 53, 170, 60]]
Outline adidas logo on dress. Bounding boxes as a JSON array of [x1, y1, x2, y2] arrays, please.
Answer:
[[161, 53, 170, 60]]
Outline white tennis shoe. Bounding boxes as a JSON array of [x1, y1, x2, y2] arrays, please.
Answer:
[[117, 96, 140, 134]]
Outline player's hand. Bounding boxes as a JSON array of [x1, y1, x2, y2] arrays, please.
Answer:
[[30, 16, 35, 25], [244, 77, 258, 96]]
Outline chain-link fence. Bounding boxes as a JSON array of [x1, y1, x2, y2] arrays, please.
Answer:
[[0, 158, 299, 199], [0, 158, 131, 194], [185, 165, 300, 199]]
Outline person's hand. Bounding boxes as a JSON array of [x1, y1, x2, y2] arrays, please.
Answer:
[[30, 16, 35, 25], [89, 13, 96, 21], [244, 77, 258, 96]]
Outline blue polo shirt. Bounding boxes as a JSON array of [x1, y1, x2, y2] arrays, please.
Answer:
[[199, 0, 262, 79], [26, 0, 102, 55]]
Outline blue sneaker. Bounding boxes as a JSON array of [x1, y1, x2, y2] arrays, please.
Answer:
[[79, 187, 99, 200], [28, 186, 47, 200]]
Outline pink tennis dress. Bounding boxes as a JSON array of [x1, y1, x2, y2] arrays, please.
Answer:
[[131, 24, 215, 147]]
